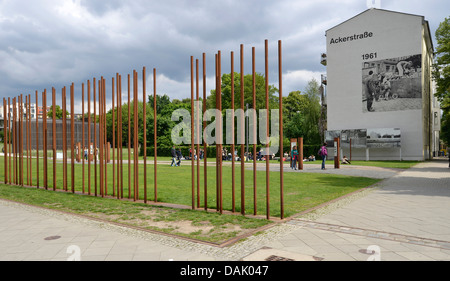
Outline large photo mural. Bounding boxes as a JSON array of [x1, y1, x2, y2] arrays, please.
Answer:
[[362, 54, 422, 113]]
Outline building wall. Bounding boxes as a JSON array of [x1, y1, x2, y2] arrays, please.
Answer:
[[325, 9, 434, 160]]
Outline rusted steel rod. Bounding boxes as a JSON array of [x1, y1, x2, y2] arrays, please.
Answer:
[[218, 51, 223, 214], [71, 83, 75, 193], [43, 91, 48, 189], [52, 88, 56, 191], [116, 73, 120, 199], [99, 78, 104, 197], [3, 98, 7, 184], [190, 56, 195, 209], [215, 54, 222, 211], [153, 68, 157, 203], [119, 74, 123, 198], [112, 77, 116, 198], [94, 78, 97, 196], [252, 47, 257, 215], [25, 95, 29, 186], [19, 94, 23, 186], [196, 59, 200, 208], [63, 87, 67, 191], [127, 74, 131, 199], [143, 67, 147, 203], [13, 98, 16, 185], [231, 51, 235, 213], [82, 83, 85, 194], [265, 39, 270, 220], [202, 53, 207, 211], [133, 70, 138, 201], [33, 94, 37, 188], [103, 77, 107, 196], [240, 44, 245, 215], [279, 40, 284, 220], [28, 94, 31, 186], [88, 79, 91, 195]]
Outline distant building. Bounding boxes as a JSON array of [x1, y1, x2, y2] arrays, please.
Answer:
[[324, 8, 440, 160]]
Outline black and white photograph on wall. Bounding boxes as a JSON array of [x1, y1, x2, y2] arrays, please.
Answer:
[[362, 54, 422, 113], [325, 130, 341, 147], [366, 128, 401, 148], [340, 129, 367, 149]]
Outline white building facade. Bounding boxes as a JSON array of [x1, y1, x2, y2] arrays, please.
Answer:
[[325, 8, 440, 161]]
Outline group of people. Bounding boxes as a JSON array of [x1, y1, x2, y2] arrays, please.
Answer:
[[170, 146, 183, 167], [290, 142, 351, 170], [290, 144, 326, 170]]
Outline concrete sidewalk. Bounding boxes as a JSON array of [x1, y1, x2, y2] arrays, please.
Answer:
[[0, 159, 449, 261]]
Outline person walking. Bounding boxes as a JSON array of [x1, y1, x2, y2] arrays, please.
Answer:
[[319, 142, 328, 170], [291, 146, 298, 170], [170, 146, 177, 167], [176, 148, 182, 166]]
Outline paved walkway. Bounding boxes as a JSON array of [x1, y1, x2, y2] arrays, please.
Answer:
[[0, 159, 449, 261]]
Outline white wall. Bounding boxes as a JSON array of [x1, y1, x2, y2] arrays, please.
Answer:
[[326, 9, 428, 160]]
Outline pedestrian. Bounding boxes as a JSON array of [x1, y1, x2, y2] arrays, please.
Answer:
[[291, 146, 298, 170], [177, 148, 182, 166], [170, 145, 177, 166], [319, 142, 328, 170]]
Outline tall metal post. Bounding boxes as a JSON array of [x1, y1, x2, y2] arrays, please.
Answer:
[[71, 83, 75, 193], [279, 40, 284, 220], [265, 39, 270, 220], [202, 53, 207, 211], [33, 95, 37, 188], [252, 47, 257, 215], [143, 67, 147, 203], [42, 91, 47, 189], [230, 51, 235, 213], [82, 83, 85, 194], [52, 88, 56, 191], [190, 56, 195, 209], [153, 69, 157, 202], [240, 44, 245, 215], [88, 79, 91, 195]]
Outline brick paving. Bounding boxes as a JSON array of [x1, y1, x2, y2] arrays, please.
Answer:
[[0, 159, 449, 261]]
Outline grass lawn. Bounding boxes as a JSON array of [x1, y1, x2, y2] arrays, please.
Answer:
[[0, 155, 382, 217], [0, 154, 384, 243]]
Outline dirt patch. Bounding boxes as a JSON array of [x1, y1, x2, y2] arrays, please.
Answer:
[[86, 209, 242, 236]]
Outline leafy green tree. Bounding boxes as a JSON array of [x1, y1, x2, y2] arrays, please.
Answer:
[[433, 17, 450, 102], [207, 72, 279, 111], [47, 105, 68, 119], [432, 17, 450, 145]]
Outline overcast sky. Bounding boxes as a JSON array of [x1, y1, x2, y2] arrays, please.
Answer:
[[0, 0, 448, 113]]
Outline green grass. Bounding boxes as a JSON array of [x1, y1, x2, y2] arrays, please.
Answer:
[[299, 159, 420, 169], [0, 152, 388, 243], [0, 184, 271, 243], [0, 155, 381, 218]]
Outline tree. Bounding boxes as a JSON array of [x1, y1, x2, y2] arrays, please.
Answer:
[[47, 105, 68, 119], [433, 17, 450, 102], [433, 17, 450, 145], [281, 79, 322, 145], [207, 72, 279, 111]]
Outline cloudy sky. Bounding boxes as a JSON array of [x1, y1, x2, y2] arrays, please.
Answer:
[[0, 0, 448, 113]]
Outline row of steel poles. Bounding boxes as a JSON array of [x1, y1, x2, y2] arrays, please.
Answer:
[[2, 39, 284, 220], [189, 40, 284, 219], [2, 67, 158, 203]]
